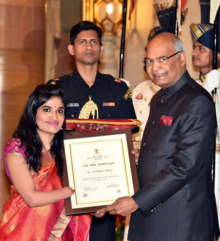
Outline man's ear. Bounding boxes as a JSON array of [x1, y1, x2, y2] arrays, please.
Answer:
[[68, 44, 75, 56], [179, 52, 186, 66], [100, 46, 104, 56]]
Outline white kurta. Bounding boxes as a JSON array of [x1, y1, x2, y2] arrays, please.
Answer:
[[132, 80, 160, 141], [45, 0, 61, 81]]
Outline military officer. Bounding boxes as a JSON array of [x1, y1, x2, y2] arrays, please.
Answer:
[[47, 20, 136, 241]]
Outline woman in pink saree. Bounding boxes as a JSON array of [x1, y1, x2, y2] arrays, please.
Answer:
[[0, 84, 91, 240]]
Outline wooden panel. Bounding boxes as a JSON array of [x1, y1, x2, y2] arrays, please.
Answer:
[[0, 0, 45, 7], [0, 4, 45, 49], [0, 0, 45, 214], [0, 49, 44, 74]]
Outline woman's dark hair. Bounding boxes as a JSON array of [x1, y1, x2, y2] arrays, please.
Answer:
[[70, 21, 102, 46], [13, 84, 68, 178]]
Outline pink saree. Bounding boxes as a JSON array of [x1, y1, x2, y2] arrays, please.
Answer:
[[0, 138, 92, 241]]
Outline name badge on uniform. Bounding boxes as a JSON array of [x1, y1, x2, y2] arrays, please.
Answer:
[[67, 103, 79, 107], [103, 102, 115, 106]]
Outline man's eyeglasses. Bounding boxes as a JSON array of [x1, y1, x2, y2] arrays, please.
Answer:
[[143, 51, 181, 67]]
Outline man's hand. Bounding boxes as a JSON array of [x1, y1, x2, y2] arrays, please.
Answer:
[[203, 69, 220, 95], [96, 196, 138, 217], [131, 148, 140, 164]]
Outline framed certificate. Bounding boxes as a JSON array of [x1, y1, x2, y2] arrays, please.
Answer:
[[62, 129, 139, 215]]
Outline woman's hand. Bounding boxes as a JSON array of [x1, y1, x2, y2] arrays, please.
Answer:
[[64, 187, 75, 198]]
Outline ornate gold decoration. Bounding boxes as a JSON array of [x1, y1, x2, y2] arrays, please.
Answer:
[[123, 89, 132, 100], [82, 0, 123, 36], [66, 118, 142, 126], [66, 118, 142, 149], [78, 96, 99, 119]]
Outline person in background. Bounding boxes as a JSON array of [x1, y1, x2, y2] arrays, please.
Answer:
[[190, 22, 220, 223], [0, 84, 91, 240], [190, 23, 220, 93]]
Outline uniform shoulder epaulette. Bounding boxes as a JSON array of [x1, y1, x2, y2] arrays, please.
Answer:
[[102, 74, 126, 85], [114, 78, 128, 86], [123, 89, 132, 100], [115, 78, 122, 83], [102, 73, 115, 82], [50, 78, 60, 85], [47, 73, 74, 85]]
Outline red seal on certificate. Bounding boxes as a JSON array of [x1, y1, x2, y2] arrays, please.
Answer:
[[83, 194, 88, 197]]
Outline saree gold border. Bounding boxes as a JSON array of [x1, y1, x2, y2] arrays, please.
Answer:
[[48, 208, 72, 241], [5, 152, 25, 159]]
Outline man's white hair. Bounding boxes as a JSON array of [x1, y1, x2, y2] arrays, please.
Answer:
[[173, 38, 185, 52]]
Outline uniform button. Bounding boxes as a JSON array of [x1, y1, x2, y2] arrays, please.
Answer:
[[139, 110, 143, 114], [143, 142, 147, 147], [151, 210, 154, 213], [161, 99, 164, 104], [152, 120, 156, 125], [144, 97, 147, 101], [71, 115, 74, 117]]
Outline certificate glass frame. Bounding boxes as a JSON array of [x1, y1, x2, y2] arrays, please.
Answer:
[[62, 129, 139, 215]]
